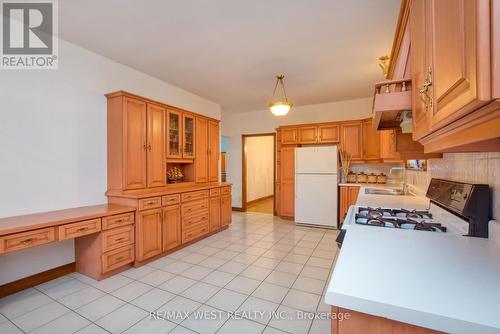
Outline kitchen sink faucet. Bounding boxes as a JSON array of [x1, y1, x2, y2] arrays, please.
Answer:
[[390, 166, 409, 195]]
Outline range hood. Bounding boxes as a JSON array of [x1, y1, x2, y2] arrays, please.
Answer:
[[371, 78, 412, 130]]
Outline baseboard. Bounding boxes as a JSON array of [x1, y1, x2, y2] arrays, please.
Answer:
[[246, 195, 274, 206], [232, 207, 244, 212], [0, 262, 76, 298]]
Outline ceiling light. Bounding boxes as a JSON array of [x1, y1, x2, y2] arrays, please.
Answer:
[[269, 75, 292, 116]]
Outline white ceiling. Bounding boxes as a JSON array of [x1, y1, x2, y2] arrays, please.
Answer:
[[59, 0, 400, 113]]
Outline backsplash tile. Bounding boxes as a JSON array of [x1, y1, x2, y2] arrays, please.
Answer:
[[408, 153, 500, 221]]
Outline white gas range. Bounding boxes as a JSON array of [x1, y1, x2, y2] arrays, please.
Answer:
[[337, 178, 491, 247]]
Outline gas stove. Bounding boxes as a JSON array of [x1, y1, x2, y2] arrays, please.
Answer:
[[355, 206, 447, 232]]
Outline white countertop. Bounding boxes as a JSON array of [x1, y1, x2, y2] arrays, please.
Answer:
[[325, 225, 500, 333]]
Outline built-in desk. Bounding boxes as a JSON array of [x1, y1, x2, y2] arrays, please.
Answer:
[[0, 204, 136, 290]]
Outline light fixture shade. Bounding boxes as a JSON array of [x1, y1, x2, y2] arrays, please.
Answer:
[[269, 75, 292, 116], [269, 101, 292, 116]]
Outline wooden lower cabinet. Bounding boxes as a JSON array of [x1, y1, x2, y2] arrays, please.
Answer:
[[339, 186, 360, 225], [123, 185, 232, 263], [209, 196, 221, 231], [332, 307, 442, 334], [280, 182, 294, 218], [221, 195, 232, 226], [162, 204, 181, 251], [136, 208, 162, 261]]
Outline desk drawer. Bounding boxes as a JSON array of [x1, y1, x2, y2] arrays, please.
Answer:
[[58, 218, 101, 240], [162, 194, 180, 206], [102, 225, 134, 252], [0, 227, 56, 254], [221, 186, 231, 195], [102, 244, 134, 273], [139, 197, 161, 210], [182, 199, 209, 217], [102, 213, 134, 230], [181, 190, 209, 202], [182, 213, 209, 229], [182, 223, 209, 243], [210, 188, 221, 197]]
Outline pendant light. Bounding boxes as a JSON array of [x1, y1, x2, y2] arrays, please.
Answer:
[[269, 74, 292, 116]]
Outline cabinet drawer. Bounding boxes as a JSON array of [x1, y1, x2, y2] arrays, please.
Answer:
[[102, 212, 134, 230], [139, 197, 161, 210], [58, 218, 101, 240], [181, 190, 209, 202], [162, 194, 180, 206], [102, 225, 134, 252], [221, 187, 231, 195], [182, 223, 209, 243], [102, 244, 134, 273], [182, 199, 209, 217], [182, 213, 209, 229], [0, 227, 56, 254], [209, 188, 221, 197]]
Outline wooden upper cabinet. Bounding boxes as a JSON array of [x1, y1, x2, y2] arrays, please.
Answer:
[[298, 126, 317, 144], [380, 130, 400, 160], [136, 208, 162, 261], [318, 124, 340, 143], [194, 117, 208, 183], [429, 0, 491, 129], [362, 119, 380, 161], [341, 122, 363, 161], [410, 0, 432, 140], [167, 109, 182, 159], [123, 97, 148, 190], [146, 104, 166, 188], [162, 204, 181, 251], [281, 128, 298, 144], [183, 114, 195, 159], [208, 121, 220, 182]]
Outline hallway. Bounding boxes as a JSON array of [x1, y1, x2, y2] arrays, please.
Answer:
[[247, 197, 274, 214]]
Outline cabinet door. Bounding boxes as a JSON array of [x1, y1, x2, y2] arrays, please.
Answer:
[[162, 205, 181, 251], [281, 128, 298, 144], [380, 130, 400, 160], [147, 104, 166, 187], [167, 110, 182, 158], [123, 97, 147, 190], [298, 126, 317, 144], [280, 147, 295, 218], [195, 118, 208, 183], [348, 187, 360, 205], [136, 208, 162, 261], [339, 186, 349, 225], [318, 124, 340, 143], [410, 0, 433, 140], [429, 0, 490, 129], [363, 119, 380, 161], [208, 121, 220, 182], [209, 196, 221, 231], [341, 122, 363, 161], [183, 114, 195, 159], [221, 195, 232, 226]]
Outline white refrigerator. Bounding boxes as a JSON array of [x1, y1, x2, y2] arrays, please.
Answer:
[[295, 146, 339, 228]]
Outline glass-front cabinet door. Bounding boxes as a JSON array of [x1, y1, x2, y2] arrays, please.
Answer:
[[167, 110, 182, 158], [183, 114, 195, 158]]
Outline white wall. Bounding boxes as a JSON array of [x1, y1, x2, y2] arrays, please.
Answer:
[[221, 98, 372, 207], [246, 136, 274, 202], [0, 39, 221, 284]]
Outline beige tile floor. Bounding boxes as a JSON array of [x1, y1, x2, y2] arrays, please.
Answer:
[[0, 212, 340, 334]]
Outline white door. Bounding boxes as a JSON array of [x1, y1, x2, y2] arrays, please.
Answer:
[[295, 146, 338, 174], [295, 174, 338, 228]]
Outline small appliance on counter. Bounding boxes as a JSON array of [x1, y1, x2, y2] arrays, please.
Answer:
[[336, 178, 491, 247]]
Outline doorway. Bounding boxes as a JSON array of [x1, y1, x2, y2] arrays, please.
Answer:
[[242, 133, 276, 214]]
